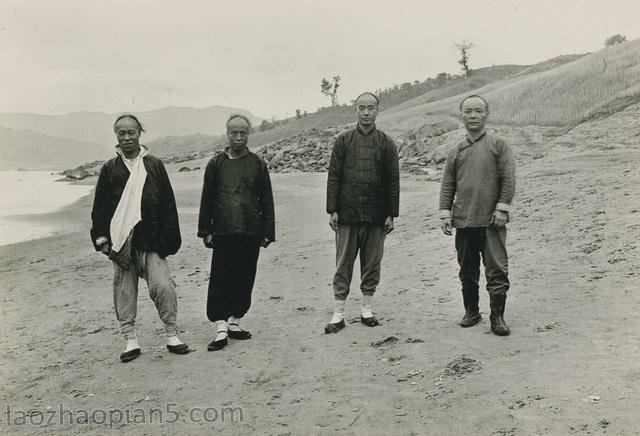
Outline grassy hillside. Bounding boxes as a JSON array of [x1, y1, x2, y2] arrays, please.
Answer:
[[380, 40, 640, 130], [246, 54, 591, 146]]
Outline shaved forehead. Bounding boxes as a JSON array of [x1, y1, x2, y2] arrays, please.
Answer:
[[227, 116, 250, 130], [460, 95, 489, 111], [355, 93, 378, 106], [114, 117, 139, 130]]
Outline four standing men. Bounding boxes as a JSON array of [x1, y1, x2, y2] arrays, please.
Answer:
[[439, 95, 516, 336], [92, 92, 515, 362], [325, 92, 400, 333], [198, 114, 275, 351], [90, 114, 190, 363]]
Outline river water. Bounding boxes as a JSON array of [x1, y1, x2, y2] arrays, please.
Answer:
[[0, 171, 93, 246]]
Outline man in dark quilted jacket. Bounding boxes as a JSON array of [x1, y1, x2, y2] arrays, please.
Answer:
[[325, 92, 400, 334], [198, 114, 275, 351]]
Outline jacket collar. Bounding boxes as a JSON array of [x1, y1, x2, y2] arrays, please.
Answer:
[[356, 123, 377, 136], [465, 130, 487, 144]]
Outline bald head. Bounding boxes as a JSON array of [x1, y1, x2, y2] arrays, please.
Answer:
[[355, 92, 379, 107], [226, 114, 252, 130], [459, 95, 489, 112], [355, 92, 379, 128], [460, 95, 489, 133], [226, 114, 251, 154]]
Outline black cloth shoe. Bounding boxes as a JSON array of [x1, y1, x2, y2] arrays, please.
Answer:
[[459, 311, 482, 327], [228, 329, 252, 340], [207, 337, 228, 351], [360, 316, 380, 327], [490, 294, 511, 336], [120, 348, 141, 363], [166, 343, 191, 354], [324, 319, 345, 334]]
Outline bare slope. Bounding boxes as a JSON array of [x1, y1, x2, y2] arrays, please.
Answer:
[[379, 40, 640, 131]]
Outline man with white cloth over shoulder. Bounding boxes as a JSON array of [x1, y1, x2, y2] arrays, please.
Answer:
[[91, 114, 190, 363]]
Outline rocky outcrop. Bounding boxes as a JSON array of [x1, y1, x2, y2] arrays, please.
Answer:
[[60, 160, 105, 180], [256, 127, 350, 173], [255, 119, 461, 177]]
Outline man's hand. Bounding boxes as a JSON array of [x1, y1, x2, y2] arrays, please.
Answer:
[[99, 241, 112, 255], [384, 217, 395, 234], [490, 210, 509, 227], [329, 212, 339, 232], [261, 238, 272, 248], [440, 217, 453, 236], [203, 234, 214, 248]]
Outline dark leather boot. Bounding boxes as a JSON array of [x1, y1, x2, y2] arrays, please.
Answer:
[[460, 311, 481, 327], [489, 294, 510, 336], [460, 288, 481, 327]]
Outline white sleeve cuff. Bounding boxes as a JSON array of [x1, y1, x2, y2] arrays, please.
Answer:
[[495, 203, 511, 212], [439, 210, 452, 219], [95, 236, 109, 246]]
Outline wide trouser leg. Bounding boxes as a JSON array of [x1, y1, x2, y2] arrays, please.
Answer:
[[359, 224, 386, 296], [230, 236, 261, 318], [207, 236, 235, 322], [112, 261, 139, 339], [141, 251, 179, 337], [482, 226, 510, 296], [332, 224, 359, 300], [455, 228, 482, 313]]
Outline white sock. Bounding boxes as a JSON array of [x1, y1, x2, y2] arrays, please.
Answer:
[[167, 336, 183, 346], [228, 316, 242, 332], [215, 320, 228, 341], [330, 299, 346, 324], [125, 338, 139, 352], [361, 294, 373, 318]]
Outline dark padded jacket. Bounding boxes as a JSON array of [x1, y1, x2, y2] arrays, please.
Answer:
[[198, 150, 275, 242], [326, 125, 400, 224], [90, 154, 181, 258]]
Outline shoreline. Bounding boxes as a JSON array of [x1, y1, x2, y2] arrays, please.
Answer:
[[0, 188, 93, 248]]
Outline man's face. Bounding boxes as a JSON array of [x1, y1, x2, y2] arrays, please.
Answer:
[[226, 118, 250, 151], [114, 117, 141, 154], [460, 97, 488, 133], [355, 94, 379, 127]]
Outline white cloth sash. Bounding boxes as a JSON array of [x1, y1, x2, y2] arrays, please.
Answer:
[[110, 145, 149, 253]]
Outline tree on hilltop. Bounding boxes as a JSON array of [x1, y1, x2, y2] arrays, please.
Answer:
[[320, 76, 341, 106], [454, 41, 474, 77], [604, 34, 626, 46]]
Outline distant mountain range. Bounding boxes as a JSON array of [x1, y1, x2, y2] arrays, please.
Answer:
[[0, 105, 261, 170], [0, 125, 112, 170]]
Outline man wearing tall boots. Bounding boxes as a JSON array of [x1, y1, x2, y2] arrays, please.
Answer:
[[198, 114, 275, 351], [325, 92, 400, 333], [439, 95, 516, 336]]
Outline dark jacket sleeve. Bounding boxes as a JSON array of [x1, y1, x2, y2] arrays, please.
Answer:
[[496, 139, 516, 207], [90, 162, 113, 250], [326, 135, 345, 214], [386, 137, 400, 218], [259, 160, 276, 242], [439, 147, 458, 212], [156, 159, 181, 257], [198, 158, 216, 238]]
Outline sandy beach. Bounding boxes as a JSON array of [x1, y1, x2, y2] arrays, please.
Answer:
[[1, 143, 639, 434]]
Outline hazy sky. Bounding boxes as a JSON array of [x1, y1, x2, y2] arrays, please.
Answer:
[[1, 0, 638, 118]]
